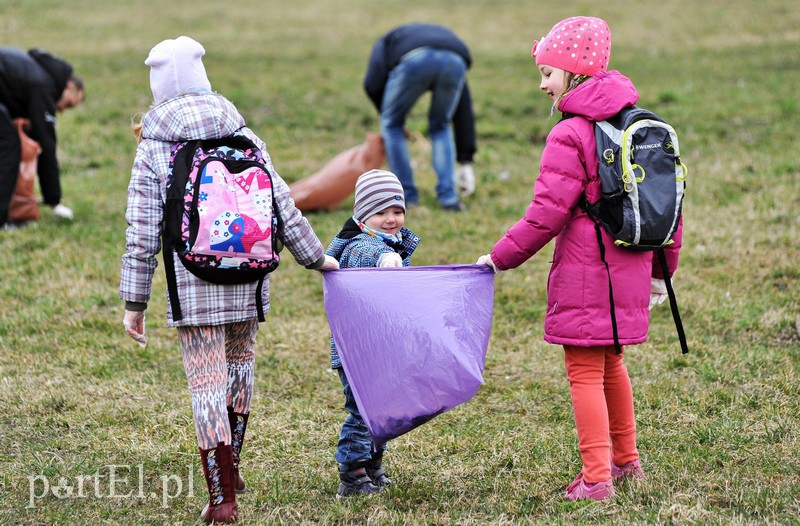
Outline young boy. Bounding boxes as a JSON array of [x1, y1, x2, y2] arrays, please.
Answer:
[[326, 169, 421, 496]]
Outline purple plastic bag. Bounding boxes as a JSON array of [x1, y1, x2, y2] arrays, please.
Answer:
[[322, 264, 495, 443]]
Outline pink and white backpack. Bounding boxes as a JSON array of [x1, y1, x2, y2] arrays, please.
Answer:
[[162, 131, 282, 321]]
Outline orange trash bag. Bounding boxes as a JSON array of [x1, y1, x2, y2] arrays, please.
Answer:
[[289, 132, 384, 212], [9, 118, 42, 222]]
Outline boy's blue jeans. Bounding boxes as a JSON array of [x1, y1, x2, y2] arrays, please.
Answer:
[[380, 48, 466, 207], [335, 367, 386, 465]]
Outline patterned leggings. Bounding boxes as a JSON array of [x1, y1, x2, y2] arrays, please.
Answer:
[[178, 319, 258, 450]]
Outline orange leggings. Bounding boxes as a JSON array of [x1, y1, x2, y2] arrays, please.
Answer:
[[564, 345, 639, 483]]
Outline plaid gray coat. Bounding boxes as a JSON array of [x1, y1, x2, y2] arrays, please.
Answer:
[[120, 92, 325, 326]]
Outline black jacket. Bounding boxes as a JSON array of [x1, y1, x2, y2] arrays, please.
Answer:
[[0, 47, 73, 205], [363, 24, 476, 163]]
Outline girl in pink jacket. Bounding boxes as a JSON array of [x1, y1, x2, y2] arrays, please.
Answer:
[[477, 16, 682, 501]]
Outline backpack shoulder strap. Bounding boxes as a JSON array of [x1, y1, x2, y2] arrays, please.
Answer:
[[594, 104, 645, 145], [162, 244, 183, 322], [594, 222, 622, 354], [161, 140, 201, 323], [198, 132, 259, 154], [656, 249, 689, 354], [255, 277, 266, 322]]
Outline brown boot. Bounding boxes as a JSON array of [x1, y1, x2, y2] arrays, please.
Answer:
[[228, 407, 249, 493], [199, 442, 238, 524]]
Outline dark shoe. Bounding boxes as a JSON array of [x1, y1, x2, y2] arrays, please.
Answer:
[[441, 202, 463, 212], [227, 407, 249, 493], [366, 452, 393, 487], [199, 442, 239, 524], [336, 462, 383, 497]]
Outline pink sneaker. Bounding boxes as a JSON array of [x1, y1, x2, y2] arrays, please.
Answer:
[[565, 473, 615, 501], [611, 459, 645, 481]]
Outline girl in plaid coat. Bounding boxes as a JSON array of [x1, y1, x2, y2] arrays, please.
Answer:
[[119, 36, 337, 523]]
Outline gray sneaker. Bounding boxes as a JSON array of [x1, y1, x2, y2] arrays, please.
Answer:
[[366, 464, 393, 487], [336, 464, 382, 497], [366, 453, 393, 487]]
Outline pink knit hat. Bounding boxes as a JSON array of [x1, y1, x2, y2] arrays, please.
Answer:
[[145, 36, 212, 104], [531, 16, 611, 76]]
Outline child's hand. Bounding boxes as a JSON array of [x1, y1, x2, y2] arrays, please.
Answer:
[[317, 255, 340, 271], [476, 254, 501, 274], [378, 253, 403, 267], [123, 310, 147, 348], [649, 278, 668, 309]]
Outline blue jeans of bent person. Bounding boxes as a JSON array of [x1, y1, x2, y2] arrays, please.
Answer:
[[335, 367, 385, 465], [380, 48, 466, 207]]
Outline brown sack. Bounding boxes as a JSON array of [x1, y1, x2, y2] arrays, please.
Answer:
[[289, 132, 384, 212], [9, 118, 42, 222]]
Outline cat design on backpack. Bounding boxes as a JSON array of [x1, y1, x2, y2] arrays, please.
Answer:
[[582, 105, 687, 250], [580, 105, 689, 355], [162, 131, 283, 322]]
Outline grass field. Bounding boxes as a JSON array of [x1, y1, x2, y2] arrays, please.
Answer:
[[1, 1, 799, 524]]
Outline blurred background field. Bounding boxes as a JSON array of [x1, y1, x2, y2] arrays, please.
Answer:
[[0, 1, 798, 524]]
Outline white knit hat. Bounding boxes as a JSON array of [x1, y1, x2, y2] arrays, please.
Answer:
[[145, 36, 212, 104], [353, 169, 406, 222]]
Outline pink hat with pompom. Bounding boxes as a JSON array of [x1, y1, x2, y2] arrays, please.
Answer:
[[531, 16, 611, 76]]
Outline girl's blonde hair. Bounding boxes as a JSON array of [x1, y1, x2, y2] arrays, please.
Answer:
[[131, 112, 145, 143], [550, 73, 589, 116]]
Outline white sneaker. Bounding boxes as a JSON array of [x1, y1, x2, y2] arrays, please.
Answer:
[[455, 163, 476, 197], [53, 203, 74, 220]]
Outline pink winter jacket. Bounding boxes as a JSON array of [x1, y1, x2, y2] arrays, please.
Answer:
[[490, 70, 683, 347]]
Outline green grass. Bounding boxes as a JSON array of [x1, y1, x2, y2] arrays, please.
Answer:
[[1, 0, 799, 524]]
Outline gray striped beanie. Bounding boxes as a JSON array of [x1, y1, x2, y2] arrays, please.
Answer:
[[353, 169, 406, 222]]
